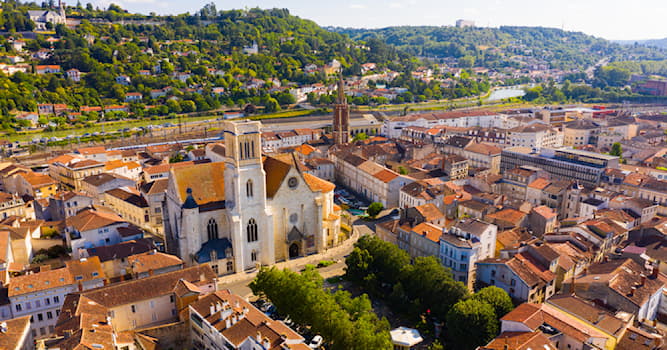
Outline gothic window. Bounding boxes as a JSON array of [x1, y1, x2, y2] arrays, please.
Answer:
[[246, 179, 253, 198], [251, 140, 256, 157], [207, 219, 218, 241], [247, 218, 258, 242], [251, 250, 258, 262]]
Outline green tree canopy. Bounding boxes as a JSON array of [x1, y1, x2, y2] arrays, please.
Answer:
[[471, 286, 514, 319], [366, 202, 384, 218], [446, 299, 499, 350]]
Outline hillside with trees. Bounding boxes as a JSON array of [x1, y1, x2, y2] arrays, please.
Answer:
[[332, 26, 667, 70]]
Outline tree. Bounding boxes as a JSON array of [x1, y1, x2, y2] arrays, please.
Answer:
[[250, 267, 392, 350], [367, 202, 384, 218], [352, 132, 368, 142], [610, 142, 623, 157], [446, 299, 498, 350], [472, 286, 514, 318], [263, 97, 280, 113]]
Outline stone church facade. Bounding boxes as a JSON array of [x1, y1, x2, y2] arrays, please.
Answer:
[[164, 120, 342, 274]]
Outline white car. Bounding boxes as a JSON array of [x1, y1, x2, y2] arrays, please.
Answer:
[[308, 335, 323, 349]]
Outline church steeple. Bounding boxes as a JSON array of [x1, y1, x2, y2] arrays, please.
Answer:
[[336, 73, 346, 105], [332, 74, 350, 145]]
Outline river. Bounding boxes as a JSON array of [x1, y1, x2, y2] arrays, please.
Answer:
[[487, 87, 526, 101]]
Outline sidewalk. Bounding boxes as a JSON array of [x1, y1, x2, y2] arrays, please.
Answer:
[[216, 224, 367, 287]]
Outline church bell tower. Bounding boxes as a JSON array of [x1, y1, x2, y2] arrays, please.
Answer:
[[332, 74, 350, 144]]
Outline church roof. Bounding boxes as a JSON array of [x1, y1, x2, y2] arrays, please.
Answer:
[[196, 238, 232, 263], [303, 173, 335, 193], [264, 154, 296, 198], [171, 162, 226, 206]]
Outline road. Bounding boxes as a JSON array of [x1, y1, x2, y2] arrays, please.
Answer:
[[218, 223, 372, 299]]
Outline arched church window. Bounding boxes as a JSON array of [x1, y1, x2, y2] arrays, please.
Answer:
[[207, 219, 218, 241], [246, 179, 253, 198], [247, 218, 258, 242]]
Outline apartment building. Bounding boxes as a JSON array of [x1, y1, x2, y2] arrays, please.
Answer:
[[7, 257, 105, 338], [189, 289, 308, 350], [439, 218, 497, 289], [501, 147, 620, 187], [330, 152, 413, 207], [48, 155, 105, 190]]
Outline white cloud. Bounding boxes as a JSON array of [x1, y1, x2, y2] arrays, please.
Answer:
[[389, 3, 403, 8], [349, 4, 367, 9]]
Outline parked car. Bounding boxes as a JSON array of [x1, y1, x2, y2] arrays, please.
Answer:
[[309, 335, 323, 349]]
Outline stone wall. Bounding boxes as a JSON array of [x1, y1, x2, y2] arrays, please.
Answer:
[[137, 321, 190, 350]]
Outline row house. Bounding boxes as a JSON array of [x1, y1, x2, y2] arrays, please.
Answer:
[[103, 187, 158, 233], [399, 180, 445, 210], [478, 243, 559, 303], [80, 172, 135, 199], [189, 289, 308, 350], [497, 297, 630, 350], [36, 191, 94, 221], [330, 152, 413, 207], [562, 259, 664, 322], [65, 208, 134, 259], [439, 218, 497, 289], [46, 266, 216, 349], [7, 257, 105, 339], [382, 111, 509, 139], [75, 146, 107, 162], [507, 123, 563, 150], [48, 154, 104, 190]]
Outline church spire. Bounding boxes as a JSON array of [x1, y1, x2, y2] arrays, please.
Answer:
[[336, 73, 346, 105]]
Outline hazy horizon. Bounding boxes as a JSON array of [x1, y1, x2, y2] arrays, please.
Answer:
[[85, 0, 667, 41]]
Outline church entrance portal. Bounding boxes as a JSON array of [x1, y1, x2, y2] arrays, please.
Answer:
[[289, 243, 300, 259]]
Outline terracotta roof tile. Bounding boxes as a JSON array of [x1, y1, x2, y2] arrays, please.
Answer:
[[127, 251, 183, 273], [170, 162, 226, 205], [0, 316, 31, 349], [302, 173, 335, 193], [67, 208, 125, 232], [373, 169, 399, 183]]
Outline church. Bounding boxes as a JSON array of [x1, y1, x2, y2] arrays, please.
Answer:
[[164, 120, 342, 274]]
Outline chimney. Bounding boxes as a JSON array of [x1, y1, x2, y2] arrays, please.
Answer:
[[225, 318, 231, 329], [652, 262, 660, 278], [216, 302, 222, 313], [262, 337, 271, 348], [629, 286, 637, 297], [0, 322, 6, 333], [148, 269, 154, 276], [231, 315, 237, 325], [256, 331, 262, 342], [209, 304, 215, 316], [641, 274, 646, 286]]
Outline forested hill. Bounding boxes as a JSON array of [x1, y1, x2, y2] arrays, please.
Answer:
[[0, 3, 417, 125], [331, 26, 667, 70]]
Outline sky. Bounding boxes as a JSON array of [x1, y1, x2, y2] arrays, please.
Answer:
[[87, 0, 667, 41]]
